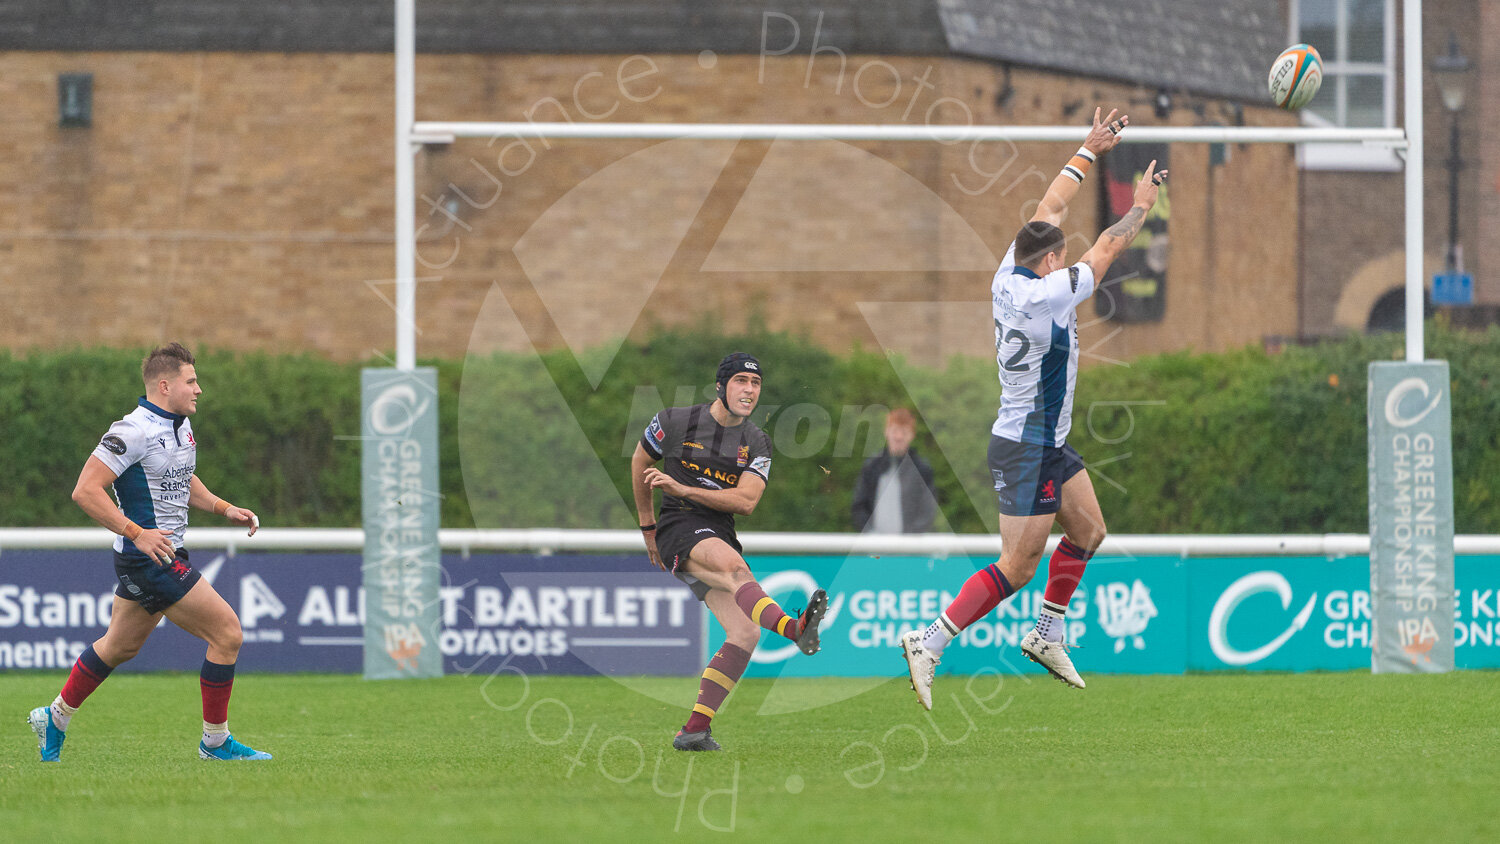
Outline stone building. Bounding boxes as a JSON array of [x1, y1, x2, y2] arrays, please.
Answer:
[[1291, 0, 1498, 335], [0, 1, 1488, 366]]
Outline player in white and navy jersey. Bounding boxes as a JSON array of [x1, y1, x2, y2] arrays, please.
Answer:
[[631, 353, 827, 752], [902, 108, 1168, 704], [28, 343, 271, 762]]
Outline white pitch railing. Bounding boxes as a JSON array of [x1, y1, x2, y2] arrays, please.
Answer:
[[3, 528, 1496, 559]]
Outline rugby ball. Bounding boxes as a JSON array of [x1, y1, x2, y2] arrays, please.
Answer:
[[1269, 44, 1323, 110]]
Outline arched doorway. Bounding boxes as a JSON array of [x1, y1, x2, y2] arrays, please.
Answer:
[[1365, 287, 1432, 333]]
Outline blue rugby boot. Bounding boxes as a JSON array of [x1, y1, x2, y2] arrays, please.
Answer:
[[28, 706, 65, 762], [199, 734, 273, 761]]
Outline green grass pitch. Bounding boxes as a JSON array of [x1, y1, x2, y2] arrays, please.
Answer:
[[3, 670, 1498, 842]]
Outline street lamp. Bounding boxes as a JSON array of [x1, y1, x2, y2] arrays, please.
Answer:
[[1431, 32, 1471, 273]]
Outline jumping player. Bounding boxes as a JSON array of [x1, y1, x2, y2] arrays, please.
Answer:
[[27, 343, 271, 761], [632, 353, 828, 751], [900, 108, 1167, 707]]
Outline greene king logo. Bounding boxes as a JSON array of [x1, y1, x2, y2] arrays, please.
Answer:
[[1208, 572, 1317, 667], [1095, 580, 1157, 654], [368, 382, 433, 439], [1383, 376, 1443, 429]]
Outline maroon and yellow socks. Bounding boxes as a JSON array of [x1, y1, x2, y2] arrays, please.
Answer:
[[733, 582, 801, 641], [683, 643, 752, 733]]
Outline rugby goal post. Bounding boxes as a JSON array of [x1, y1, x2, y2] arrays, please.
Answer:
[[389, 0, 1451, 674]]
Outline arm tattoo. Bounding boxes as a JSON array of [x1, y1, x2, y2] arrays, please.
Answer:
[[1104, 206, 1146, 242]]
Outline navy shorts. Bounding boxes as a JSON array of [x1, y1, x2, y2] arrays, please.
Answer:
[[655, 511, 740, 602], [114, 547, 201, 614], [988, 436, 1087, 517]]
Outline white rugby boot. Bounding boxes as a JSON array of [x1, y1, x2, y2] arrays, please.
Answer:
[[899, 629, 939, 711], [1021, 628, 1085, 689]]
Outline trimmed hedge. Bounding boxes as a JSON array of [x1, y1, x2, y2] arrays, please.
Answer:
[[4, 322, 1498, 533]]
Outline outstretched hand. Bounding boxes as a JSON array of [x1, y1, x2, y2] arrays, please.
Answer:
[[226, 505, 260, 536], [1133, 160, 1168, 208], [1084, 107, 1128, 156]]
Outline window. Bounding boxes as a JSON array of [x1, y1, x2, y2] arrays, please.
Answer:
[[1291, 0, 1398, 171]]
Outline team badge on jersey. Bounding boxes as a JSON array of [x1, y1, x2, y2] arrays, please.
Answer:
[[1039, 479, 1058, 505], [736, 445, 749, 467]]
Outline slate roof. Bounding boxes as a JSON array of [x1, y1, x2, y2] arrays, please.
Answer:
[[0, 0, 1281, 101], [936, 0, 1285, 101], [0, 1, 947, 55]]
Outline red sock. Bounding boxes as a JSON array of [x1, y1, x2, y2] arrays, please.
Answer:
[[684, 643, 752, 733], [734, 582, 800, 640], [1043, 537, 1093, 607], [944, 563, 1012, 628], [200, 660, 235, 724], [60, 645, 114, 709]]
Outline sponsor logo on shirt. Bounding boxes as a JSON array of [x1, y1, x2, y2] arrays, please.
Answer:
[[100, 435, 127, 455], [694, 527, 716, 535], [683, 441, 704, 450], [679, 459, 739, 486]]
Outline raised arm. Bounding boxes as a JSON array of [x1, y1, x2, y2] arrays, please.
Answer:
[[1078, 160, 1168, 281], [1030, 107, 1126, 227]]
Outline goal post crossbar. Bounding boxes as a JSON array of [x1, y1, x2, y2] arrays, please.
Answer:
[[410, 121, 1407, 146]]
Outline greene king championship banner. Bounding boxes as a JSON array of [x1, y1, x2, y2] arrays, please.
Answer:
[[720, 554, 1500, 677], [1368, 361, 1456, 673], [361, 368, 443, 679]]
